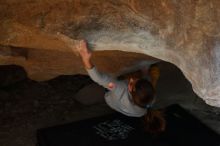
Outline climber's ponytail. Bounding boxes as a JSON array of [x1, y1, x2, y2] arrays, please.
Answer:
[[143, 108, 166, 134]]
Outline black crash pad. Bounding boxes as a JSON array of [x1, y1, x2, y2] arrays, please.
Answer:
[[37, 104, 220, 146]]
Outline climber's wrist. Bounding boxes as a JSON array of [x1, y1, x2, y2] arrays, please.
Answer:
[[83, 59, 94, 69]]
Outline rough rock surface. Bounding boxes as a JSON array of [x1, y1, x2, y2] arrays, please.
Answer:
[[0, 0, 220, 106]]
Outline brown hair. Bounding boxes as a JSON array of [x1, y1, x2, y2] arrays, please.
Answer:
[[131, 79, 166, 134]]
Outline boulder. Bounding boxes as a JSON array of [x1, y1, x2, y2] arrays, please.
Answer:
[[74, 83, 105, 105], [0, 0, 220, 106]]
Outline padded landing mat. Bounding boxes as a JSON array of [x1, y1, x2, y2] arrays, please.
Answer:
[[37, 104, 220, 146]]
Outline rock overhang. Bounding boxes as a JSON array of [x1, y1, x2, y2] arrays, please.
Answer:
[[0, 0, 220, 107]]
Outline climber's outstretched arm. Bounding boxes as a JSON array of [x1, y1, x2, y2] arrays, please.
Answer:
[[76, 40, 119, 90]]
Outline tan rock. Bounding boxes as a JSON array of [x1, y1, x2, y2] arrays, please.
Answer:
[[0, 0, 220, 107]]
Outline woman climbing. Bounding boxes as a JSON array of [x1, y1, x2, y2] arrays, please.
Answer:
[[76, 40, 166, 134]]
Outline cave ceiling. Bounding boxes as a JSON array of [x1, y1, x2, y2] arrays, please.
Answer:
[[0, 0, 220, 107]]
